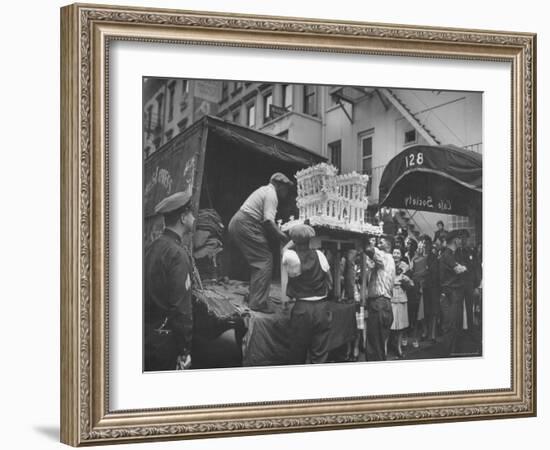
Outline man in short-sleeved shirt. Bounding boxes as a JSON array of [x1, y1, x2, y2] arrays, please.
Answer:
[[228, 173, 292, 313], [240, 183, 279, 223]]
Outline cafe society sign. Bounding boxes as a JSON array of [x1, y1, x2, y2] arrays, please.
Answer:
[[378, 145, 482, 216], [404, 193, 453, 213]]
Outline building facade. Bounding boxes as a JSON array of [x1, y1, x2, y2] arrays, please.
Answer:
[[143, 78, 223, 157], [144, 78, 482, 241]]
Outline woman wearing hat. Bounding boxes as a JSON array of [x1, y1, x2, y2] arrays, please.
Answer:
[[228, 173, 292, 313], [282, 224, 333, 364]]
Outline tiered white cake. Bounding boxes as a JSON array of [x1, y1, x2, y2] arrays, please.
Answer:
[[283, 163, 382, 235]]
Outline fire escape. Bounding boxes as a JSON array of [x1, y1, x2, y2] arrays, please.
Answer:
[[330, 86, 440, 238]]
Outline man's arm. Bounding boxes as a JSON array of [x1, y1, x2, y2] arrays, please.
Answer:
[[282, 248, 301, 278], [262, 187, 288, 245], [364, 246, 386, 268], [262, 219, 289, 246], [441, 250, 466, 275], [451, 250, 468, 274], [317, 250, 333, 291], [453, 264, 467, 274]]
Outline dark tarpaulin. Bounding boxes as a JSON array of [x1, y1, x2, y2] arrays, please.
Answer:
[[143, 116, 326, 246], [378, 144, 482, 216], [206, 116, 324, 167], [190, 281, 357, 368], [144, 116, 324, 215], [242, 300, 357, 367]]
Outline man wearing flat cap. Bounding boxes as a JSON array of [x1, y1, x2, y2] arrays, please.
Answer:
[[438, 229, 468, 356], [282, 224, 333, 364], [228, 173, 292, 313], [144, 190, 196, 371]]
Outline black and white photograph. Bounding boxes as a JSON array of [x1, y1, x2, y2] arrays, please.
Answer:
[[1, 0, 545, 446], [143, 78, 483, 372]]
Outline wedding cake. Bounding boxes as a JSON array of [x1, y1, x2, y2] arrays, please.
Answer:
[[282, 163, 382, 235]]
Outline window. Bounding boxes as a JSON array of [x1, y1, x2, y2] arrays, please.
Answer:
[[221, 82, 228, 102], [404, 129, 417, 145], [360, 133, 373, 194], [303, 85, 317, 116], [263, 92, 273, 122], [146, 105, 153, 137], [155, 94, 164, 130], [247, 103, 256, 127], [328, 140, 342, 173], [282, 84, 293, 110], [165, 129, 174, 141], [167, 83, 175, 122], [329, 88, 340, 107], [232, 81, 244, 95], [181, 79, 189, 95], [232, 108, 241, 124]]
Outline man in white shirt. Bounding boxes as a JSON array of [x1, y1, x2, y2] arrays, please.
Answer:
[[364, 235, 396, 361], [282, 224, 333, 364], [228, 173, 292, 313]]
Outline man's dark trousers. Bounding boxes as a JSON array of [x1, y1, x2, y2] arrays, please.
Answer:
[[439, 287, 465, 356], [366, 296, 394, 361], [289, 300, 331, 364]]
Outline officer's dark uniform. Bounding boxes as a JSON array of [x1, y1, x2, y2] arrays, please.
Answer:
[[455, 245, 479, 330], [438, 232, 465, 356], [144, 193, 194, 371]]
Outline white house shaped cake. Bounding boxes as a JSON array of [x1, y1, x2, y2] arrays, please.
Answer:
[[283, 163, 382, 235]]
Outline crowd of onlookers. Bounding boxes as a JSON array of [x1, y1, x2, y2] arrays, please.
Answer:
[[281, 214, 484, 364], [362, 217, 482, 361]]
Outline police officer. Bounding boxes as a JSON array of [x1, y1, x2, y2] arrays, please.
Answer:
[[438, 229, 468, 356], [455, 230, 478, 331], [144, 190, 196, 371]]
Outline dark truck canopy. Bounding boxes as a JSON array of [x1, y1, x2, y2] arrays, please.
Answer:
[[144, 115, 325, 223], [378, 144, 482, 216], [144, 115, 325, 278]]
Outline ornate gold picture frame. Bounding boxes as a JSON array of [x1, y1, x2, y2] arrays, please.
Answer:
[[60, 3, 536, 446]]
